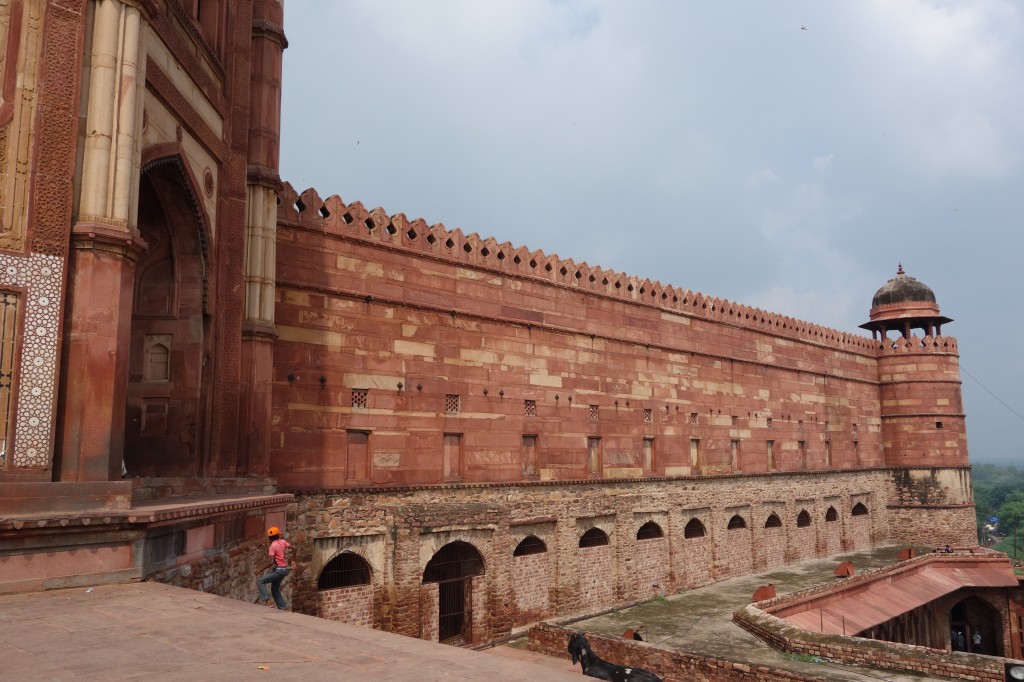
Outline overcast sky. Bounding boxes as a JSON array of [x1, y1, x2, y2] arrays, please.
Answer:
[[280, 1, 1024, 465]]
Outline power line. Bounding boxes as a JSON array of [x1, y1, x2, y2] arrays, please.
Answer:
[[961, 365, 1024, 423]]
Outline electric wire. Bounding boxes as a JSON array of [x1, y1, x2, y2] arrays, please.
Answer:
[[961, 365, 1024, 422]]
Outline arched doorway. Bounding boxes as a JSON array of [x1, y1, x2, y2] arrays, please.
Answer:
[[949, 595, 1002, 656], [123, 159, 210, 477], [422, 541, 484, 645]]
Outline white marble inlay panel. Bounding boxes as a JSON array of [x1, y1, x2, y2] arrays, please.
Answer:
[[0, 252, 63, 467]]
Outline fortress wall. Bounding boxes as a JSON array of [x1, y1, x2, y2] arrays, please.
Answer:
[[272, 209, 887, 490]]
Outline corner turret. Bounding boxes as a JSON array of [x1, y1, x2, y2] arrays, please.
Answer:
[[860, 264, 952, 339]]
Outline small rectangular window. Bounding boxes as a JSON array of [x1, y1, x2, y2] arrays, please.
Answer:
[[524, 399, 536, 416], [766, 417, 773, 429], [935, 421, 943, 429], [588, 404, 599, 421], [767, 440, 775, 471], [798, 440, 807, 469], [730, 439, 739, 470], [445, 394, 460, 413], [346, 430, 370, 481], [731, 415, 738, 427], [690, 438, 701, 470], [443, 433, 463, 480], [643, 437, 654, 472], [689, 412, 698, 425], [587, 437, 601, 475], [522, 434, 538, 477], [824, 439, 832, 467], [643, 408, 652, 424]]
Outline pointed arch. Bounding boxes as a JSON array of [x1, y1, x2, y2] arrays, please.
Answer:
[[513, 535, 547, 556], [318, 551, 371, 590], [825, 506, 838, 522], [796, 509, 812, 527], [764, 513, 783, 528], [684, 518, 706, 538], [579, 528, 609, 547], [636, 521, 664, 540], [727, 514, 748, 530], [852, 502, 869, 516]]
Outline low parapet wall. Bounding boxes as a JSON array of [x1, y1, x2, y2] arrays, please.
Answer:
[[528, 622, 828, 682], [732, 551, 1016, 681], [734, 604, 1003, 681]]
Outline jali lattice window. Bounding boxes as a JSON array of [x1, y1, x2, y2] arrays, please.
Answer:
[[588, 404, 599, 421], [524, 399, 536, 416], [0, 292, 18, 468], [445, 394, 460, 413], [643, 408, 652, 423], [352, 389, 368, 409], [689, 412, 698, 425]]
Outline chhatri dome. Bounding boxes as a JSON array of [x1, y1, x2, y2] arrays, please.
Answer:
[[859, 264, 952, 340]]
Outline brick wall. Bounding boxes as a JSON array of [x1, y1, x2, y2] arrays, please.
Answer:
[[579, 545, 615, 608], [530, 622, 827, 682], [631, 537, 669, 600], [512, 551, 551, 625], [757, 526, 786, 571], [285, 465, 973, 642], [733, 553, 1020, 681], [317, 584, 373, 626], [734, 604, 1004, 681]]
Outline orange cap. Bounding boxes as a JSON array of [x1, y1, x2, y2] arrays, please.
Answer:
[[267, 527, 281, 537]]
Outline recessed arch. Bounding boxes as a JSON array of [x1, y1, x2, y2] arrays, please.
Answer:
[[318, 551, 371, 590], [796, 510, 812, 527], [825, 506, 838, 522], [636, 521, 664, 540], [513, 535, 547, 556], [124, 151, 213, 477], [684, 518, 706, 538], [727, 514, 747, 530], [764, 513, 782, 528], [579, 528, 609, 548], [422, 541, 484, 583], [852, 502, 869, 516]]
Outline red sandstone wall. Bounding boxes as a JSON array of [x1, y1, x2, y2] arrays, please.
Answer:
[[271, 209, 888, 490], [878, 342, 968, 467]]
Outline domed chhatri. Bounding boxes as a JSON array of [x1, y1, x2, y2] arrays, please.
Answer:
[[860, 264, 953, 340]]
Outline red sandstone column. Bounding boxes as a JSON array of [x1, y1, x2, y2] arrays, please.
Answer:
[[58, 226, 145, 480], [238, 0, 286, 475]]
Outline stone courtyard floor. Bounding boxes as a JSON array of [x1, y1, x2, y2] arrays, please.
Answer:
[[2, 581, 580, 681], [557, 544, 933, 681]]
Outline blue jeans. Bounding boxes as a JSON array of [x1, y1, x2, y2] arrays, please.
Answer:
[[257, 567, 291, 609]]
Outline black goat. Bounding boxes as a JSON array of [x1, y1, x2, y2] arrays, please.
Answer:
[[567, 632, 662, 682]]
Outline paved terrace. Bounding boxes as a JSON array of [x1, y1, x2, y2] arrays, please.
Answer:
[[568, 545, 933, 681], [3, 582, 580, 681]]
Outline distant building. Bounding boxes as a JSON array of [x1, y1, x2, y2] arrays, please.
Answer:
[[0, 0, 977, 648]]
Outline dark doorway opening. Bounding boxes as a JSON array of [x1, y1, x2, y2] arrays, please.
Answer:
[[423, 541, 484, 646]]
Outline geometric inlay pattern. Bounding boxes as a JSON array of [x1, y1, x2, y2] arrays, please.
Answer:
[[0, 253, 63, 467]]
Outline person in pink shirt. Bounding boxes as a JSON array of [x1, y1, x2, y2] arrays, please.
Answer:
[[255, 526, 293, 609]]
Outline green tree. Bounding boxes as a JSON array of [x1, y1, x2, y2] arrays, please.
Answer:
[[997, 497, 1024, 559]]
